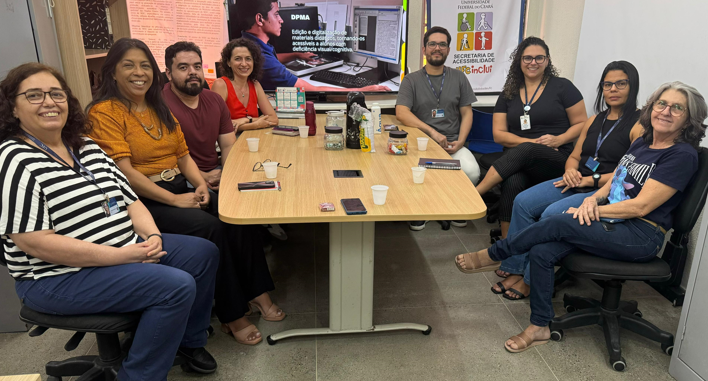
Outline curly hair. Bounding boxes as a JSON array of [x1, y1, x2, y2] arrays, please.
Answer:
[[86, 38, 177, 133], [639, 81, 707, 149], [219, 38, 264, 82], [0, 63, 90, 150], [501, 36, 559, 100]]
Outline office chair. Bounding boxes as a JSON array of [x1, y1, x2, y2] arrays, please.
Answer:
[[548, 147, 708, 371], [466, 109, 504, 230]]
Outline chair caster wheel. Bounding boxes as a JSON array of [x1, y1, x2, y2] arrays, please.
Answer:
[[47, 377, 62, 381], [207, 325, 215, 338], [611, 357, 627, 372], [565, 305, 577, 313], [267, 335, 277, 345], [633, 310, 643, 318], [662, 343, 674, 355], [422, 326, 432, 335], [439, 221, 451, 230], [550, 329, 563, 342]]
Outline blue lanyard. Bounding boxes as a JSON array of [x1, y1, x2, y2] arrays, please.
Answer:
[[594, 114, 622, 159], [424, 67, 446, 108], [23, 132, 105, 196], [523, 84, 542, 113]]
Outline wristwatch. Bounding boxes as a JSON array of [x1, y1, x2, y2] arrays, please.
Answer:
[[593, 173, 601, 189], [246, 115, 253, 123]]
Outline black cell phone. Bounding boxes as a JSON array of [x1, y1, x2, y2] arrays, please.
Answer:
[[601, 222, 615, 232], [238, 181, 276, 190], [341, 198, 367, 215]]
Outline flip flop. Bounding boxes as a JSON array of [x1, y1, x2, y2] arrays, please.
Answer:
[[503, 288, 528, 300], [504, 331, 549, 353], [455, 251, 501, 274], [491, 281, 507, 295], [502, 278, 529, 300]]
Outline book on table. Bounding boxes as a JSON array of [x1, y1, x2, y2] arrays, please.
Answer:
[[417, 158, 461, 170]]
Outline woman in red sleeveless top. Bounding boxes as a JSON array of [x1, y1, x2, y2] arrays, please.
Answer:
[[212, 38, 278, 132]]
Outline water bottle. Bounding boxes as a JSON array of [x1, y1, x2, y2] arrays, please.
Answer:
[[305, 101, 317, 136], [371, 103, 382, 134], [346, 92, 367, 149]]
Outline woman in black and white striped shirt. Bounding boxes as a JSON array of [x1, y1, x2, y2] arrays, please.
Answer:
[[0, 63, 219, 381]]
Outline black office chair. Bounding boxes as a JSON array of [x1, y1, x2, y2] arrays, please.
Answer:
[[548, 147, 708, 372], [19, 306, 142, 381]]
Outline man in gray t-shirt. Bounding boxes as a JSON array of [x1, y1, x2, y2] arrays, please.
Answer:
[[396, 26, 481, 231]]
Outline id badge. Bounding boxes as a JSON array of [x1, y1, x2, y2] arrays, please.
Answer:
[[585, 157, 600, 172], [102, 197, 120, 217], [432, 109, 445, 118], [520, 115, 531, 130]]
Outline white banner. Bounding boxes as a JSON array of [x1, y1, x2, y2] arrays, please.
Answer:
[[430, 0, 522, 93]]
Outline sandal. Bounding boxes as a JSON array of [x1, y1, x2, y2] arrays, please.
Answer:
[[221, 323, 262, 345], [504, 331, 549, 353], [503, 279, 529, 301], [454, 251, 501, 274], [249, 301, 286, 322], [490, 281, 507, 295]]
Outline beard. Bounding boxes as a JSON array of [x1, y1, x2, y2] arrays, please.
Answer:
[[173, 77, 204, 96], [426, 53, 447, 67]]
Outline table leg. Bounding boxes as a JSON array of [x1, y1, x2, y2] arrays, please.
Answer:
[[267, 221, 431, 345]]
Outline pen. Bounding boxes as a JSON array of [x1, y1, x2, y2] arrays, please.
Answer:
[[425, 162, 456, 165]]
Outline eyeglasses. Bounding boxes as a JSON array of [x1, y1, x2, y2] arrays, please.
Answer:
[[252, 159, 292, 172], [602, 80, 629, 91], [521, 55, 547, 64], [652, 100, 687, 117], [426, 41, 449, 49], [16, 89, 68, 104]]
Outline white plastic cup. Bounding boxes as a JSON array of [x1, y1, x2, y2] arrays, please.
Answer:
[[371, 185, 389, 205], [417, 137, 429, 151], [263, 162, 278, 179], [298, 126, 309, 138], [411, 167, 426, 184], [246, 138, 259, 152]]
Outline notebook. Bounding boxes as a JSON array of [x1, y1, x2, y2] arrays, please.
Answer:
[[418, 158, 461, 170], [238, 181, 281, 192]]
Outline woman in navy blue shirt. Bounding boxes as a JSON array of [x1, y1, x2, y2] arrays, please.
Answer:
[[455, 81, 707, 353]]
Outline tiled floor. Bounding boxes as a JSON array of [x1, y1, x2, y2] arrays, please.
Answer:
[[0, 220, 681, 380]]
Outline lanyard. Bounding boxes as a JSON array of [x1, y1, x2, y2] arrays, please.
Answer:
[[594, 114, 622, 159], [523, 84, 542, 113], [424, 67, 446, 108], [23, 132, 105, 196]]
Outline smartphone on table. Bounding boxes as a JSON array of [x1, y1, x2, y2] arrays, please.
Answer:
[[341, 198, 367, 215]]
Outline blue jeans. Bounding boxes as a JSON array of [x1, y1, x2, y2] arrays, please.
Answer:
[[499, 178, 595, 284], [15, 234, 219, 381], [488, 213, 665, 327]]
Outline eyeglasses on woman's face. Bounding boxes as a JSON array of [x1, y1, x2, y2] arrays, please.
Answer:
[[601, 80, 629, 91], [16, 89, 68, 104], [521, 55, 546, 64], [652, 100, 687, 117]]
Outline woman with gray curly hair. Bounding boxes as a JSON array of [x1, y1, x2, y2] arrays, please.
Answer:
[[454, 81, 707, 353]]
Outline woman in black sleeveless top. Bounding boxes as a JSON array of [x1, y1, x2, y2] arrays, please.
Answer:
[[491, 61, 643, 299]]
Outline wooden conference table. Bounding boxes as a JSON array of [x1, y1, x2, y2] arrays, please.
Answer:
[[220, 114, 486, 344]]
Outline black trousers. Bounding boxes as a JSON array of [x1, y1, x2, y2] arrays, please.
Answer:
[[141, 175, 275, 323], [491, 142, 569, 222]]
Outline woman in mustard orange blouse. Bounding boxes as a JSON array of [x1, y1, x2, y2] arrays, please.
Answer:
[[87, 38, 284, 346]]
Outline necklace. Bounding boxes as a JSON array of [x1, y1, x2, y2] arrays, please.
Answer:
[[134, 108, 162, 140], [232, 79, 248, 98]]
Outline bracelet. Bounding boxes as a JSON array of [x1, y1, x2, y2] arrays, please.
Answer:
[[147, 233, 163, 241]]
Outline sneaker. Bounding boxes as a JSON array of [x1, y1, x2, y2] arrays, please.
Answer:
[[409, 221, 429, 231], [264, 224, 288, 241], [451, 220, 468, 228], [177, 347, 217, 374]]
